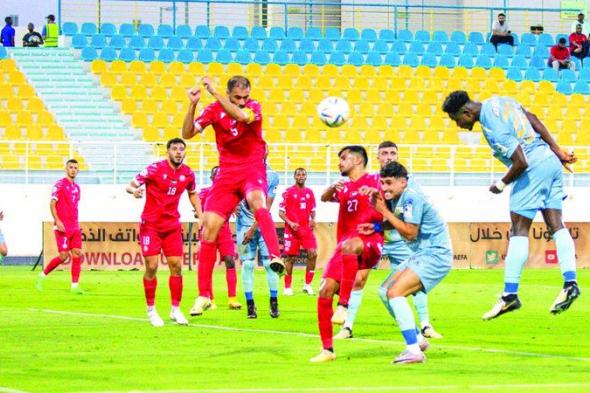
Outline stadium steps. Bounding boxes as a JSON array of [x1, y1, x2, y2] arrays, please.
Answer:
[[8, 47, 152, 171]]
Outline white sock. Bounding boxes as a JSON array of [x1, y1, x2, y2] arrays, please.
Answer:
[[171, 306, 179, 313], [71, 282, 79, 289], [147, 306, 155, 313], [420, 320, 430, 329], [407, 343, 421, 354]]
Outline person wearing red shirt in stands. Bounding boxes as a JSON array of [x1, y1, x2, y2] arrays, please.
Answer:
[[549, 37, 576, 71], [569, 24, 588, 62]]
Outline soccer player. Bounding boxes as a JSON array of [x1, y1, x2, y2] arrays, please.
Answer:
[[237, 163, 280, 318], [310, 145, 383, 363], [358, 161, 452, 364], [126, 138, 202, 327], [182, 76, 284, 315], [196, 166, 241, 311], [36, 159, 84, 293], [442, 91, 580, 319], [335, 141, 443, 339], [279, 167, 317, 296]]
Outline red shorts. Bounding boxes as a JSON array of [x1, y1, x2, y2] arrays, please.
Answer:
[[217, 222, 236, 258], [54, 229, 82, 252], [284, 226, 317, 256], [204, 163, 267, 219], [139, 224, 183, 257], [323, 233, 383, 281]]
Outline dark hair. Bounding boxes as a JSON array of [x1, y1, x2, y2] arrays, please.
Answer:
[[227, 76, 251, 91], [380, 161, 408, 179], [338, 145, 368, 167], [294, 167, 306, 174], [66, 159, 78, 166], [558, 37, 567, 44], [442, 90, 471, 115], [579, 13, 584, 17], [498, 13, 505, 17], [5, 17, 12, 24], [166, 137, 186, 149], [47, 15, 55, 21], [378, 141, 398, 150]]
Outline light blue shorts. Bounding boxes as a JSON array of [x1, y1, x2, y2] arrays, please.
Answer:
[[510, 155, 564, 219], [382, 240, 412, 268], [236, 224, 269, 262], [397, 247, 452, 293]]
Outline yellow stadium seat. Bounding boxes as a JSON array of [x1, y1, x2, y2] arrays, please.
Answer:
[[359, 65, 375, 77], [292, 115, 310, 130], [307, 89, 325, 103], [17, 85, 35, 98], [365, 90, 381, 103], [129, 60, 147, 74], [451, 67, 468, 79], [377, 65, 394, 77], [140, 99, 157, 113], [264, 63, 281, 77], [258, 77, 275, 90], [7, 99, 22, 111], [246, 63, 263, 76], [303, 64, 320, 77], [295, 75, 312, 89], [396, 65, 412, 78], [188, 62, 205, 75], [315, 76, 332, 91], [351, 78, 369, 90], [91, 60, 107, 75], [9, 72, 26, 85], [224, 63, 241, 76], [36, 111, 54, 125], [131, 85, 147, 98], [340, 64, 357, 77], [503, 80, 518, 95], [162, 100, 179, 114], [415, 65, 431, 78], [322, 64, 338, 76], [26, 97, 44, 112], [132, 113, 149, 129], [159, 73, 177, 87], [0, 111, 10, 126], [470, 67, 487, 80], [0, 59, 17, 71], [121, 73, 137, 86], [179, 74, 197, 88], [149, 61, 166, 75], [4, 125, 24, 139], [151, 86, 168, 101], [403, 90, 419, 103], [433, 66, 450, 79], [289, 89, 305, 103], [111, 85, 127, 100], [140, 73, 157, 86], [488, 67, 505, 80], [16, 112, 33, 126], [283, 64, 301, 77], [120, 98, 136, 114], [168, 61, 186, 74], [100, 73, 118, 87], [569, 94, 586, 106], [110, 60, 127, 74]]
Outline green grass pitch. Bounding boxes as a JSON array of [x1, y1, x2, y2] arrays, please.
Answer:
[[0, 266, 589, 393]]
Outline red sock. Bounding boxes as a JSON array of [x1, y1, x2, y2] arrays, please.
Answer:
[[226, 267, 237, 297], [318, 297, 334, 350], [43, 256, 64, 275], [284, 274, 292, 289], [169, 275, 183, 307], [254, 209, 281, 258], [71, 257, 81, 284], [339, 254, 358, 307], [143, 277, 157, 307], [197, 240, 216, 298], [305, 270, 315, 285]]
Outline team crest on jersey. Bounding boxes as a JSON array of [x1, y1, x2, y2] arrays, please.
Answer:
[[179, 175, 186, 182], [404, 199, 414, 220]]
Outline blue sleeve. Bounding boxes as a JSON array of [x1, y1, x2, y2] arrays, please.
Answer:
[[481, 105, 520, 161], [42, 26, 46, 36], [267, 172, 279, 199], [402, 192, 424, 226]]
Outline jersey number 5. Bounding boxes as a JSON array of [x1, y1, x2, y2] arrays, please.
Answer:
[[347, 199, 358, 212]]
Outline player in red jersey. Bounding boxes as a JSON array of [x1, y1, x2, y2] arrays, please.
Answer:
[[279, 168, 317, 296], [36, 159, 84, 293], [182, 75, 284, 315], [195, 166, 241, 311], [310, 145, 384, 363], [126, 138, 202, 327]]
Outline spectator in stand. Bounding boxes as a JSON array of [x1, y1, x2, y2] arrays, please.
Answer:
[[490, 13, 514, 49], [42, 14, 59, 47], [571, 13, 589, 36], [549, 37, 576, 71], [1, 16, 15, 47], [569, 24, 588, 62], [23, 23, 43, 47]]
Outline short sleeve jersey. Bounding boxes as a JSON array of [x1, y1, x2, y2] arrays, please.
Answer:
[[279, 185, 316, 228], [51, 178, 81, 232], [236, 166, 279, 228], [383, 176, 421, 244], [134, 160, 196, 229], [332, 173, 383, 241], [194, 100, 267, 167], [480, 96, 552, 168]]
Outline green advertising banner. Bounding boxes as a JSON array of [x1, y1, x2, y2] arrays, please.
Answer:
[[562, 0, 587, 19]]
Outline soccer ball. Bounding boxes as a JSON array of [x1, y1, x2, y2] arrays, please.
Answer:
[[317, 96, 350, 128]]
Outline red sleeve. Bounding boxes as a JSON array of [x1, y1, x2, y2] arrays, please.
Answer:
[[279, 189, 288, 211], [135, 163, 156, 186], [51, 180, 62, 201], [186, 172, 196, 194], [550, 46, 557, 59], [194, 103, 217, 129], [310, 190, 317, 212]]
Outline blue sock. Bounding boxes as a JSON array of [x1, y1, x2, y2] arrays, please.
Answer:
[[245, 291, 253, 301], [241, 260, 255, 297], [412, 291, 430, 326], [503, 236, 529, 295], [553, 228, 577, 283], [344, 289, 364, 330], [389, 297, 418, 347], [262, 257, 279, 296]]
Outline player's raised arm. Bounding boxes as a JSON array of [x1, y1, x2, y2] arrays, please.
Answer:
[[321, 180, 345, 202], [202, 76, 251, 123], [182, 87, 202, 139]]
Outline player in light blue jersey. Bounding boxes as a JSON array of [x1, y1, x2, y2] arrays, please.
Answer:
[[237, 164, 281, 319], [335, 141, 443, 340], [443, 91, 580, 319], [359, 161, 452, 364]]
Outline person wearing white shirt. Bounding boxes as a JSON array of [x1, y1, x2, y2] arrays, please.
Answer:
[[490, 13, 514, 49], [571, 13, 590, 36]]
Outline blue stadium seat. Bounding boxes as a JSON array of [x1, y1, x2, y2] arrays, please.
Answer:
[[354, 40, 370, 53], [214, 25, 230, 39], [251, 26, 267, 40], [148, 36, 164, 50], [177, 49, 194, 63], [280, 39, 296, 52], [129, 35, 145, 49], [439, 54, 456, 68], [421, 53, 438, 67], [166, 36, 183, 50], [269, 27, 286, 40], [119, 47, 136, 62], [195, 25, 211, 39], [232, 26, 248, 40], [186, 37, 202, 50], [516, 45, 532, 57], [506, 67, 523, 81], [426, 42, 443, 55], [366, 51, 382, 66], [100, 23, 117, 36], [343, 28, 359, 41], [119, 23, 135, 37], [524, 67, 541, 82], [468, 31, 484, 44], [481, 43, 497, 57], [311, 51, 327, 65], [158, 24, 174, 38], [328, 51, 346, 66], [272, 51, 290, 65], [305, 27, 322, 40], [392, 41, 406, 54], [139, 48, 155, 62], [561, 69, 577, 82], [254, 51, 271, 64], [81, 23, 97, 36], [361, 28, 377, 42], [397, 29, 413, 42], [493, 55, 509, 68], [176, 25, 193, 39], [299, 39, 315, 53], [458, 54, 475, 68], [138, 24, 154, 37], [409, 41, 424, 54], [542, 68, 558, 82], [72, 34, 87, 49], [287, 27, 304, 40], [81, 47, 97, 61], [158, 48, 175, 63], [511, 33, 520, 46], [325, 28, 341, 41], [215, 49, 233, 64], [574, 80, 590, 94], [529, 55, 545, 69], [317, 39, 333, 52], [571, 57, 582, 71], [62, 22, 78, 36], [109, 35, 125, 50], [497, 44, 513, 56], [98, 47, 114, 61], [511, 55, 528, 70], [414, 30, 429, 42], [347, 51, 364, 66], [91, 34, 107, 49], [235, 50, 251, 64], [373, 40, 389, 54], [205, 37, 222, 50], [451, 31, 466, 44], [432, 31, 448, 43], [292, 51, 308, 65], [336, 40, 353, 53], [463, 42, 479, 55], [196, 49, 213, 63], [262, 38, 278, 52], [579, 68, 590, 81], [520, 33, 537, 47], [403, 53, 419, 67], [556, 80, 572, 94], [384, 52, 401, 66], [444, 42, 461, 55], [475, 55, 492, 69], [379, 29, 395, 43], [538, 33, 553, 47], [243, 38, 259, 51], [533, 45, 549, 57]]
